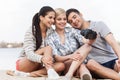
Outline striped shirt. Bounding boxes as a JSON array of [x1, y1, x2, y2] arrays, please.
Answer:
[[45, 27, 83, 56], [19, 26, 54, 63]]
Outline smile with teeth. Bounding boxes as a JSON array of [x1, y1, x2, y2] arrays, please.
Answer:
[[59, 23, 65, 26]]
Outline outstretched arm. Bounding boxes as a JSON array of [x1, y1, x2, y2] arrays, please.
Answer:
[[105, 33, 120, 59], [105, 33, 120, 72]]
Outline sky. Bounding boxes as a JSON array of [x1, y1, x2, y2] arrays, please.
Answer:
[[0, 0, 120, 42]]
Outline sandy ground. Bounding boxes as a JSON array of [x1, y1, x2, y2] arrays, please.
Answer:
[[0, 70, 112, 80], [0, 70, 80, 80]]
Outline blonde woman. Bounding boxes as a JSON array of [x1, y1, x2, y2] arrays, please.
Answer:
[[45, 8, 95, 80]]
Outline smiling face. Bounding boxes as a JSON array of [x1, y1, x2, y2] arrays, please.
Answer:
[[54, 8, 67, 30], [67, 12, 84, 29], [40, 11, 55, 28], [55, 13, 67, 30]]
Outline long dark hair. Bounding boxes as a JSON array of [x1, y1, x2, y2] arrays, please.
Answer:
[[32, 6, 55, 50]]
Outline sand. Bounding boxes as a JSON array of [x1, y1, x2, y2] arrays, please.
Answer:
[[0, 70, 80, 80], [0, 70, 113, 80]]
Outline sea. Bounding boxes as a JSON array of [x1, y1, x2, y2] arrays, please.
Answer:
[[0, 48, 22, 70]]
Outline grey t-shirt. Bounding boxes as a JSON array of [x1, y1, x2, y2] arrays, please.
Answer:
[[87, 21, 117, 64]]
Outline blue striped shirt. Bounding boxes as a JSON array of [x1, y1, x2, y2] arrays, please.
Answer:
[[45, 27, 83, 56]]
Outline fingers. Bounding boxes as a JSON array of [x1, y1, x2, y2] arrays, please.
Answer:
[[43, 60, 53, 66], [72, 56, 81, 61], [42, 56, 53, 69], [42, 56, 53, 63]]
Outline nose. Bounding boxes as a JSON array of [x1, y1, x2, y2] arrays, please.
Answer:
[[61, 19, 66, 23], [71, 19, 76, 26], [72, 19, 76, 23], [51, 18, 54, 23]]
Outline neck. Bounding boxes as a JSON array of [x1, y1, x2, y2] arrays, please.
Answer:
[[81, 21, 90, 30], [40, 22, 47, 33], [56, 28, 65, 44], [56, 28, 64, 35]]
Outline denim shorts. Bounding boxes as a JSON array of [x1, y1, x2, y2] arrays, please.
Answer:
[[101, 58, 118, 69]]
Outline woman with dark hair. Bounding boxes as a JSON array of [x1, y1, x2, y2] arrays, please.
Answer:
[[6, 6, 65, 79]]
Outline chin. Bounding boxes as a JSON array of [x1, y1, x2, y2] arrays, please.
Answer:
[[74, 26, 79, 29], [47, 25, 51, 28]]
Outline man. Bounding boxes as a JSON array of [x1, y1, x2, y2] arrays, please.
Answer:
[[66, 8, 120, 79]]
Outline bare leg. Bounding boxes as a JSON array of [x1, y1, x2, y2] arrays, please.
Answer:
[[30, 62, 65, 77], [115, 60, 120, 72], [7, 62, 65, 77], [6, 57, 42, 77], [17, 47, 48, 72], [17, 57, 41, 72], [65, 44, 92, 78], [63, 60, 72, 74], [87, 59, 120, 80], [7, 46, 65, 77], [42, 46, 63, 79], [79, 64, 92, 80]]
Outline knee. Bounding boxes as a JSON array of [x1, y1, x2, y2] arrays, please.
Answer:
[[86, 59, 99, 71], [55, 62, 65, 72], [79, 63, 86, 70], [59, 63, 65, 71]]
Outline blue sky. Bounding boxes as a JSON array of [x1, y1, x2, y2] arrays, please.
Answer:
[[0, 0, 120, 42]]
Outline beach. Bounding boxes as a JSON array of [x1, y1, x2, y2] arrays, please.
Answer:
[[0, 48, 113, 80], [0, 70, 112, 80]]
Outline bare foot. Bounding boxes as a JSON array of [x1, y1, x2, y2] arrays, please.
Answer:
[[6, 70, 15, 76], [30, 72, 46, 77], [6, 70, 30, 77]]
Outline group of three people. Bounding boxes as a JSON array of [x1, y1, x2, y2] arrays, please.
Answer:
[[7, 6, 120, 80]]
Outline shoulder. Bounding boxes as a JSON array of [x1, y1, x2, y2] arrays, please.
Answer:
[[65, 26, 72, 32], [93, 21, 106, 26], [26, 26, 32, 32], [96, 21, 106, 26], [47, 30, 56, 39], [47, 27, 54, 36], [90, 21, 108, 29], [24, 26, 35, 40], [24, 26, 33, 36]]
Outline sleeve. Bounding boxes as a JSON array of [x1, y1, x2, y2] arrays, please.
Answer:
[[97, 21, 112, 38], [71, 28, 83, 45], [45, 35, 58, 55], [23, 27, 42, 63]]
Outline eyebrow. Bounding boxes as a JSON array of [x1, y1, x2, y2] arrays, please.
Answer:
[[68, 14, 76, 23], [72, 15, 76, 18]]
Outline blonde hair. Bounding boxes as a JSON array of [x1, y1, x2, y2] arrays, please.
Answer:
[[55, 8, 66, 17]]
